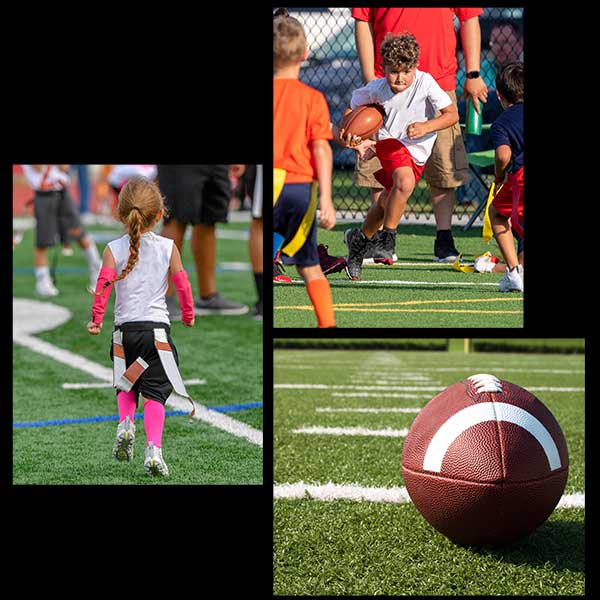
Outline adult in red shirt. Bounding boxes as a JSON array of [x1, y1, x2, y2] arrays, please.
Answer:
[[352, 8, 488, 262]]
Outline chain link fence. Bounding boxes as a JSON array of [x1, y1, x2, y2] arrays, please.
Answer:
[[288, 7, 523, 221]]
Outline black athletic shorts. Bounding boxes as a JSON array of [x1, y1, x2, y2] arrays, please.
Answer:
[[157, 165, 230, 226], [33, 188, 86, 248], [110, 321, 180, 406]]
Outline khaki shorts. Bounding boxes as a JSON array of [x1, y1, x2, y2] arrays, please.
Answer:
[[353, 90, 470, 190]]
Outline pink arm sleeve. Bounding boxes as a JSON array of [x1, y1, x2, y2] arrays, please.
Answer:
[[91, 266, 116, 325], [172, 269, 194, 324]]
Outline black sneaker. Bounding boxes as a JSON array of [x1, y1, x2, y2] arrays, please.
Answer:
[[194, 293, 249, 316], [434, 232, 460, 263], [251, 301, 263, 321], [344, 228, 369, 280], [373, 228, 397, 265]]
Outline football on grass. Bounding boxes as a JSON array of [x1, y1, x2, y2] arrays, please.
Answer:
[[401, 374, 569, 546], [340, 104, 385, 139]]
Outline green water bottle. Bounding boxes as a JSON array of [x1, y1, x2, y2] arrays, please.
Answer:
[[466, 97, 482, 135]]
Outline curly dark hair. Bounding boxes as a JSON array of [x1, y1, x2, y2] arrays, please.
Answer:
[[380, 32, 420, 71]]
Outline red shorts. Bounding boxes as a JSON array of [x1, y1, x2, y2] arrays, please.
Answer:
[[373, 138, 425, 192], [492, 166, 524, 220]]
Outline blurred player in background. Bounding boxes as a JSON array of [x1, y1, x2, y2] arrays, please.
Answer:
[[273, 8, 336, 328], [157, 164, 249, 318], [87, 176, 195, 477], [21, 164, 102, 297]]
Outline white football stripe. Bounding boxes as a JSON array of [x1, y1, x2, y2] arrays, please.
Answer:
[[273, 482, 585, 509], [423, 402, 562, 473], [316, 407, 421, 414], [332, 393, 433, 399], [293, 426, 409, 437]]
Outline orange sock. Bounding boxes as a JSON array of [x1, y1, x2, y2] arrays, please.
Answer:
[[306, 278, 335, 328]]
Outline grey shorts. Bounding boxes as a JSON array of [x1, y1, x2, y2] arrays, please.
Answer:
[[33, 189, 85, 248], [157, 165, 231, 226]]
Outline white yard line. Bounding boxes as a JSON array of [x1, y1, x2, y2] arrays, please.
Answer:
[[273, 481, 585, 509], [292, 426, 409, 437], [62, 378, 206, 390], [276, 384, 584, 393], [316, 407, 421, 414]]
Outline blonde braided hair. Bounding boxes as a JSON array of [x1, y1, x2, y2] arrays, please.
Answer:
[[94, 175, 165, 295]]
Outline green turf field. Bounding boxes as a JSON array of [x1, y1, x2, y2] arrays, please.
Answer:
[[274, 223, 523, 328], [13, 220, 263, 485], [274, 348, 584, 596]]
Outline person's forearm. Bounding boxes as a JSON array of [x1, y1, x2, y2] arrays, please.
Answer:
[[423, 109, 459, 134], [355, 20, 376, 82], [311, 140, 333, 200], [460, 17, 482, 72]]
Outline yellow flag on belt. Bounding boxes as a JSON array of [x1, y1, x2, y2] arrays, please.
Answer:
[[273, 168, 286, 206], [452, 254, 475, 273], [482, 182, 500, 243]]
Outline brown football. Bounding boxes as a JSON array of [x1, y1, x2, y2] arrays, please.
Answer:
[[401, 374, 569, 546], [340, 104, 385, 139]]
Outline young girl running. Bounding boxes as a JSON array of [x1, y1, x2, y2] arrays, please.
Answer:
[[87, 176, 195, 477]]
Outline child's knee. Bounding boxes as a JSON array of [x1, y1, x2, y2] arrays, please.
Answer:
[[297, 264, 325, 282], [391, 170, 415, 193]]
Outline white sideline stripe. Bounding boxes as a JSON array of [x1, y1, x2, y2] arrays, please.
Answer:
[[332, 393, 433, 399], [276, 384, 584, 393], [290, 278, 501, 287], [62, 378, 207, 389], [293, 426, 409, 437], [273, 482, 585, 509], [316, 407, 421, 414]]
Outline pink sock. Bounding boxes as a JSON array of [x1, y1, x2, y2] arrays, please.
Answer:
[[144, 399, 165, 448], [117, 390, 136, 423]]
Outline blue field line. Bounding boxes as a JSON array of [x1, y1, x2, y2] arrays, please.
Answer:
[[13, 401, 263, 428]]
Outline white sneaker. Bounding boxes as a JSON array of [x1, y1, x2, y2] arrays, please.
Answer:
[[36, 277, 59, 297], [499, 264, 524, 292], [144, 442, 169, 477], [112, 416, 136, 462]]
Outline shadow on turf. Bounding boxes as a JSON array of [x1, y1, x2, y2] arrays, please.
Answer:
[[467, 520, 584, 573]]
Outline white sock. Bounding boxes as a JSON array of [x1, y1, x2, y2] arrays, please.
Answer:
[[35, 266, 50, 281], [83, 243, 101, 268]]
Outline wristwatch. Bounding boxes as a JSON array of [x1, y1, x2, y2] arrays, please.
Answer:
[[466, 70, 480, 79]]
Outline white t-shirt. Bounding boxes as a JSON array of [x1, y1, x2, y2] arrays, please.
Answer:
[[21, 164, 70, 191], [350, 69, 452, 165], [107, 231, 173, 326]]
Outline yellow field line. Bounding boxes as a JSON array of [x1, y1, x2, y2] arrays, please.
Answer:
[[275, 297, 523, 310]]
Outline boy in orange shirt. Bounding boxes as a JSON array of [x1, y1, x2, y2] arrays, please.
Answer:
[[273, 8, 336, 328]]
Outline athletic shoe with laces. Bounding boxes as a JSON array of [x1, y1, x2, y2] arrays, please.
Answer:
[[373, 229, 397, 265], [36, 277, 59, 297], [434, 233, 460, 263], [144, 442, 169, 477], [273, 259, 292, 284], [344, 228, 369, 280], [362, 230, 398, 264], [498, 264, 524, 292], [194, 292, 249, 315], [112, 416, 136, 462], [317, 243, 347, 275]]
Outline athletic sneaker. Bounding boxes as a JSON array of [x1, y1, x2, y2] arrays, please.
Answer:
[[36, 277, 59, 297], [344, 228, 369, 280], [144, 442, 169, 477], [165, 294, 182, 321], [61, 246, 74, 257], [434, 232, 460, 263], [318, 243, 346, 275], [273, 260, 292, 284], [112, 416, 136, 462], [363, 231, 398, 264], [194, 292, 249, 316], [498, 264, 524, 292], [373, 229, 397, 265]]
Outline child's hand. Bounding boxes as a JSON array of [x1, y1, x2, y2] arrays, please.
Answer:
[[317, 201, 336, 230], [87, 321, 101, 335], [406, 122, 429, 139], [355, 138, 377, 160], [338, 128, 363, 148], [183, 317, 195, 327]]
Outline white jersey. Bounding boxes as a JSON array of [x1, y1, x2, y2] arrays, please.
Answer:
[[107, 231, 173, 326], [108, 165, 157, 189], [21, 164, 70, 191], [350, 70, 452, 165]]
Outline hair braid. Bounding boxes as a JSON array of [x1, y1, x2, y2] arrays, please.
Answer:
[[113, 209, 142, 284]]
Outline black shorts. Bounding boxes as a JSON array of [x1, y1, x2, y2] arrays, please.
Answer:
[[273, 181, 318, 266], [33, 189, 86, 248], [157, 165, 230, 226], [110, 321, 180, 406]]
